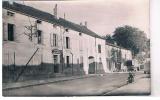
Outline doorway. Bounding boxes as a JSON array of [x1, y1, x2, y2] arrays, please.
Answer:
[[53, 55, 59, 73], [88, 56, 95, 74]]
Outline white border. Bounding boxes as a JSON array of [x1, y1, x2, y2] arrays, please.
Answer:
[[1, 0, 160, 99]]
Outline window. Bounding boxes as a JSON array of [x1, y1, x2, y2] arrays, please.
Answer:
[[66, 56, 70, 67], [79, 32, 82, 36], [7, 11, 14, 16], [80, 56, 83, 67], [36, 20, 42, 24], [54, 55, 59, 73], [37, 30, 42, 44], [98, 44, 101, 53], [53, 34, 58, 47], [8, 23, 14, 41], [66, 37, 70, 49], [65, 28, 69, 32]]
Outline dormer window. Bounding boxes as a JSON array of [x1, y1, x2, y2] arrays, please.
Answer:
[[37, 30, 42, 44], [65, 28, 69, 32], [79, 32, 82, 36], [36, 20, 42, 24], [7, 11, 14, 17]]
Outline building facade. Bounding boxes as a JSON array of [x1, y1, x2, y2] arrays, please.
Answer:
[[2, 1, 108, 82], [2, 1, 132, 82], [105, 42, 132, 72]]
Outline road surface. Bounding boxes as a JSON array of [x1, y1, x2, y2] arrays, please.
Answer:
[[3, 73, 149, 96]]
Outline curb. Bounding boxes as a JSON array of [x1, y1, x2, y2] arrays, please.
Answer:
[[3, 75, 96, 90]]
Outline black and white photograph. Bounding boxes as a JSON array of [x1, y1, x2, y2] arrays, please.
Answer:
[[2, 0, 151, 96]]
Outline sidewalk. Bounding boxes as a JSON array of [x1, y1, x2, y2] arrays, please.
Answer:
[[3, 74, 96, 90], [104, 77, 151, 96], [3, 73, 149, 91]]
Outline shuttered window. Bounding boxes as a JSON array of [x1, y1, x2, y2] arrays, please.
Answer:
[[66, 37, 70, 49], [98, 44, 101, 53], [8, 23, 14, 41], [53, 34, 58, 47], [37, 30, 42, 44], [50, 34, 58, 47]]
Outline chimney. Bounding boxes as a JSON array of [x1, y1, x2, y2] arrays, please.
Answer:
[[84, 21, 87, 27], [64, 13, 66, 19], [53, 4, 58, 19], [9, 1, 14, 5], [80, 22, 82, 26]]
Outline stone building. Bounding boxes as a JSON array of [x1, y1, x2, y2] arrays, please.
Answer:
[[2, 1, 107, 82], [105, 42, 132, 72], [2, 1, 132, 82]]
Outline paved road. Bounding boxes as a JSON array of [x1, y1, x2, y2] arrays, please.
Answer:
[[104, 77, 151, 96], [3, 73, 147, 96]]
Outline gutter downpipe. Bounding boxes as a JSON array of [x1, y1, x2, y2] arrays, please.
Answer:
[[95, 37, 97, 74], [60, 26, 66, 74]]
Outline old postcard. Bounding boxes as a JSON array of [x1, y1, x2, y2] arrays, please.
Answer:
[[2, 0, 150, 96]]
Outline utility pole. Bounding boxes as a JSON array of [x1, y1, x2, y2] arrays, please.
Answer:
[[14, 52, 15, 69]]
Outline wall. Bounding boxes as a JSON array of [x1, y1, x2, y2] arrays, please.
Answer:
[[63, 29, 106, 75], [105, 44, 132, 72]]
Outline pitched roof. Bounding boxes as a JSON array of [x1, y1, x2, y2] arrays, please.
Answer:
[[105, 42, 130, 51], [3, 1, 105, 40]]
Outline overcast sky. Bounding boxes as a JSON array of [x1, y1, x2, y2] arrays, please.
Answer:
[[18, 0, 149, 38]]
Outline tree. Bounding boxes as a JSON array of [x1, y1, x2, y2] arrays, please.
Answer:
[[106, 35, 114, 44], [112, 25, 148, 56]]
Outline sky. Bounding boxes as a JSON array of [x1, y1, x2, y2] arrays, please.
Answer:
[[17, 0, 149, 38]]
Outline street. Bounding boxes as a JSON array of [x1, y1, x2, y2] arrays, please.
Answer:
[[104, 77, 151, 96], [3, 72, 150, 96]]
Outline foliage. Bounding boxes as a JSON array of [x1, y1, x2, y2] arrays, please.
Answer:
[[111, 48, 117, 62], [135, 52, 146, 64], [106, 35, 114, 44], [112, 25, 148, 56]]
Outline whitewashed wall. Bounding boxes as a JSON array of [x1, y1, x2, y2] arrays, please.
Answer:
[[2, 9, 61, 66]]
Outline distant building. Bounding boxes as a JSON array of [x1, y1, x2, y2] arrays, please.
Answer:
[[105, 42, 132, 72]]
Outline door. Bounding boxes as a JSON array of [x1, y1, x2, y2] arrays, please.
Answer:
[[54, 55, 59, 73], [88, 56, 95, 74]]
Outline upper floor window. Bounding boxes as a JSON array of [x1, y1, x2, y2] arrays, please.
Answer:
[[98, 44, 101, 53], [7, 11, 14, 17], [8, 23, 14, 41], [66, 37, 70, 49], [53, 34, 58, 47], [37, 30, 42, 44]]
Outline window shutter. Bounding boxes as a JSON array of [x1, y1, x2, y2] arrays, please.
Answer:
[[56, 34, 58, 47], [50, 33, 53, 46], [68, 37, 70, 49], [64, 36, 66, 48]]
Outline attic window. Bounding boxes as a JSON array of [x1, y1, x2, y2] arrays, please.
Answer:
[[36, 20, 42, 24], [65, 28, 69, 32], [79, 33, 82, 36], [7, 11, 14, 16]]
